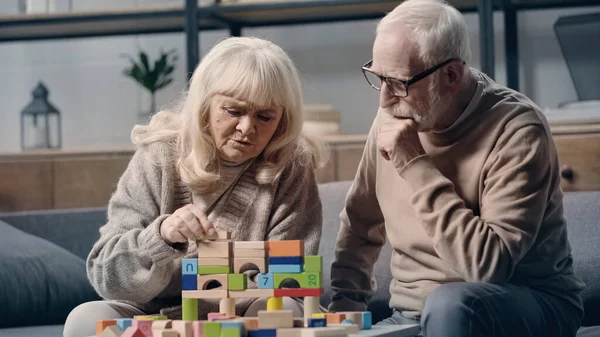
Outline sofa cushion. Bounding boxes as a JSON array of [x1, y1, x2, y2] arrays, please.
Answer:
[[0, 324, 64, 337], [0, 220, 100, 328]]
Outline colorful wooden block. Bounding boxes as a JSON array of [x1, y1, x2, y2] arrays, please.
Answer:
[[266, 296, 283, 311], [192, 321, 205, 337], [275, 329, 302, 337], [132, 320, 153, 337], [182, 289, 228, 299], [157, 330, 179, 337], [234, 249, 266, 257], [326, 323, 359, 334], [338, 312, 362, 329], [172, 320, 193, 337], [293, 318, 305, 327], [198, 273, 228, 290], [208, 312, 226, 321], [295, 327, 347, 337], [228, 273, 247, 290], [99, 325, 122, 337], [182, 274, 198, 290], [182, 258, 198, 275], [152, 320, 172, 330], [268, 264, 302, 273], [203, 322, 221, 337], [121, 327, 146, 337], [133, 316, 154, 320], [96, 320, 116, 337], [248, 329, 276, 337], [197, 257, 230, 266], [235, 317, 259, 330], [268, 256, 303, 265], [303, 296, 321, 326], [258, 310, 293, 329], [182, 298, 198, 321], [325, 313, 346, 325], [267, 240, 303, 257], [273, 273, 304, 288], [221, 322, 244, 337], [220, 297, 236, 316], [228, 289, 275, 298], [116, 318, 133, 331], [234, 257, 267, 274], [273, 288, 323, 297], [198, 265, 231, 275], [234, 241, 267, 250], [304, 272, 322, 288], [303, 256, 322, 272], [197, 241, 232, 258], [308, 318, 327, 327], [312, 313, 327, 319], [257, 273, 274, 289], [202, 230, 232, 240], [361, 311, 372, 330]]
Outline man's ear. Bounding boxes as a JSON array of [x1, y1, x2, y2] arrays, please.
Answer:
[[442, 61, 464, 92]]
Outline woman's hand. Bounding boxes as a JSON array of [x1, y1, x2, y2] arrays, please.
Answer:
[[160, 204, 216, 243]]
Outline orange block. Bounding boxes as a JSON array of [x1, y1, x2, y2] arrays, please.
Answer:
[[326, 313, 346, 324], [267, 240, 304, 257], [96, 320, 117, 337]]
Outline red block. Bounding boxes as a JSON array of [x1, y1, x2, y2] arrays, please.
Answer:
[[121, 327, 147, 337], [273, 288, 323, 297], [132, 320, 153, 337]]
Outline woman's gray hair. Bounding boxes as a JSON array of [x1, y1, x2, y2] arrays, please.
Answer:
[[377, 0, 471, 67], [131, 36, 322, 194]]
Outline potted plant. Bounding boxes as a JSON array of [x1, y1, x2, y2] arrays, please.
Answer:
[[122, 48, 178, 120]]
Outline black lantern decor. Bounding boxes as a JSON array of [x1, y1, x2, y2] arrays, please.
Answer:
[[20, 82, 62, 151]]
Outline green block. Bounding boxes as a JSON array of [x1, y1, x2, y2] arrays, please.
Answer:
[[304, 256, 323, 272], [198, 265, 230, 275], [227, 273, 247, 290], [304, 271, 322, 288], [152, 315, 168, 320], [204, 322, 221, 337], [274, 273, 306, 288], [182, 298, 198, 321], [221, 327, 241, 337]]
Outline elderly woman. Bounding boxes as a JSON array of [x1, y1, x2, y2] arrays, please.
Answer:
[[63, 37, 323, 337]]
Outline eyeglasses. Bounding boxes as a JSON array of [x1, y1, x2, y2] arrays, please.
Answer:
[[361, 58, 463, 98]]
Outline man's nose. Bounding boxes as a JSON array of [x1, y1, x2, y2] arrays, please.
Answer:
[[379, 82, 399, 109]]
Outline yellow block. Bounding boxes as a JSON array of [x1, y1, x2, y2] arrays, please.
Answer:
[[266, 296, 283, 311], [312, 313, 327, 319]]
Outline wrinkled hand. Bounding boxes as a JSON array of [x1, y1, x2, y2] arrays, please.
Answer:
[[377, 117, 426, 171], [160, 204, 216, 244]]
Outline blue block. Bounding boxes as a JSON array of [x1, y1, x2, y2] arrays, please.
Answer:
[[269, 256, 303, 265], [257, 273, 274, 289], [248, 329, 276, 337], [182, 274, 198, 290], [182, 258, 198, 275], [221, 321, 244, 337], [308, 318, 327, 327], [116, 318, 133, 331], [268, 264, 302, 273], [361, 311, 372, 329]]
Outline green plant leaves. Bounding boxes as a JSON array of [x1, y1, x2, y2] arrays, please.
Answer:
[[121, 48, 178, 94]]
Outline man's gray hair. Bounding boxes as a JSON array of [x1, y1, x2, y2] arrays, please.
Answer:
[[377, 0, 472, 67]]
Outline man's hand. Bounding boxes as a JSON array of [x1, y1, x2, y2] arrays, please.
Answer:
[[377, 117, 426, 171]]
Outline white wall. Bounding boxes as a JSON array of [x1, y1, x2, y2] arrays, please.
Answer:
[[1, 1, 598, 153]]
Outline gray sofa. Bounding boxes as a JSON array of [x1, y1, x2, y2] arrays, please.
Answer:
[[0, 181, 598, 337]]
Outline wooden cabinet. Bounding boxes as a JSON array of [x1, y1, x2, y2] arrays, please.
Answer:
[[1, 125, 598, 212]]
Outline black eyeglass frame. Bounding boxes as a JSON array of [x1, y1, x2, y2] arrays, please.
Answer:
[[361, 58, 464, 98]]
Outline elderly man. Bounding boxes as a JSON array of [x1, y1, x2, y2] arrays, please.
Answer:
[[329, 0, 585, 336]]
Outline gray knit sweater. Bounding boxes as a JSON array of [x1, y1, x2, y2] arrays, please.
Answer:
[[86, 141, 323, 318]]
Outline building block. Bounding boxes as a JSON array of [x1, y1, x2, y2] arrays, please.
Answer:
[[121, 327, 146, 337], [273, 273, 304, 288], [203, 322, 221, 337], [234, 241, 267, 250], [152, 320, 172, 330], [198, 257, 230, 266], [248, 329, 276, 337], [182, 298, 198, 321], [197, 241, 232, 258], [327, 323, 360, 334], [360, 312, 372, 330], [198, 274, 228, 290], [96, 320, 117, 337], [220, 297, 236, 316], [338, 312, 362, 330], [99, 325, 122, 337], [234, 249, 266, 257], [192, 321, 205, 337], [202, 230, 232, 240], [274, 288, 323, 297], [293, 318, 305, 327], [133, 316, 154, 320], [116, 318, 133, 332], [296, 327, 347, 337], [269, 256, 303, 265], [257, 273, 274, 289], [208, 312, 227, 321], [236, 317, 259, 330], [266, 296, 283, 311], [347, 325, 419, 337], [228, 273, 247, 290], [182, 258, 198, 275], [172, 320, 193, 337], [305, 272, 322, 288], [303, 256, 323, 272], [258, 310, 294, 329], [228, 289, 275, 298], [182, 289, 228, 299], [326, 314, 346, 325], [234, 257, 267, 274], [267, 240, 303, 257], [303, 296, 320, 326], [268, 264, 302, 273], [275, 328, 303, 337], [198, 265, 231, 275], [308, 318, 327, 327], [157, 330, 179, 337], [312, 313, 327, 319], [182, 274, 198, 290], [221, 322, 244, 337], [132, 320, 153, 337]]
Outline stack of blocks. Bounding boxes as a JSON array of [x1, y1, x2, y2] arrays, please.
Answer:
[[94, 231, 420, 337]]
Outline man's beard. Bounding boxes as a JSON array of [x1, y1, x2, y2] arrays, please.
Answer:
[[382, 79, 448, 131]]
